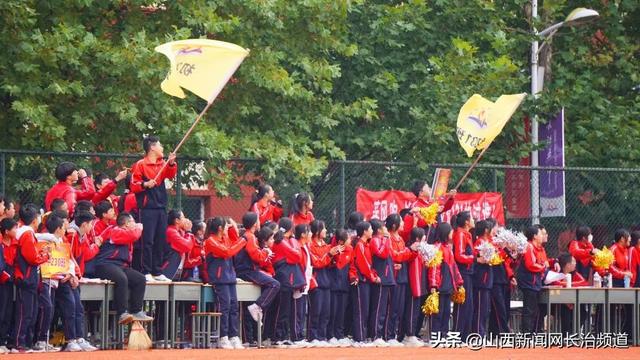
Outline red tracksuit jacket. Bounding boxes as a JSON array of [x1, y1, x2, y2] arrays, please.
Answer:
[[291, 212, 315, 227], [609, 243, 630, 281], [349, 239, 378, 283], [44, 177, 95, 215], [251, 200, 283, 225]]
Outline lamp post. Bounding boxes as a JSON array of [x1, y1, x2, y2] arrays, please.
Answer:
[[530, 3, 599, 225]]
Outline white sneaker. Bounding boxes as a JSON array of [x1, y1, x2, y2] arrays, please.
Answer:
[[76, 338, 98, 352], [328, 337, 339, 347], [338, 338, 353, 347], [153, 274, 172, 282], [230, 336, 244, 349], [387, 339, 404, 347], [247, 303, 262, 322], [293, 339, 310, 348], [275, 340, 297, 349], [402, 336, 424, 348], [219, 336, 233, 349], [371, 338, 389, 347], [145, 274, 155, 282], [65, 340, 83, 352], [33, 341, 60, 352], [310, 339, 329, 347], [0, 346, 8, 354], [262, 338, 272, 348]]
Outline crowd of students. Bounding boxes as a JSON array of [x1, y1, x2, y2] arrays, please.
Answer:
[[0, 135, 639, 352]]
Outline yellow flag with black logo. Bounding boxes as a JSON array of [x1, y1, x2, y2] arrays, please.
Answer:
[[456, 93, 526, 157], [155, 39, 249, 103]]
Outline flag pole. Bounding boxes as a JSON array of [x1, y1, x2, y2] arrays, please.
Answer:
[[453, 145, 491, 192], [153, 101, 214, 182]]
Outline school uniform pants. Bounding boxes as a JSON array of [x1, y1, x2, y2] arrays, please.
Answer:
[[351, 283, 370, 342], [36, 283, 55, 342], [369, 284, 392, 340], [328, 291, 348, 340], [473, 287, 491, 337], [239, 271, 280, 310], [404, 294, 424, 338], [308, 288, 330, 341], [273, 288, 294, 341], [13, 283, 38, 348], [520, 288, 541, 333], [488, 283, 510, 335], [453, 273, 474, 341], [56, 282, 84, 340], [0, 282, 14, 345], [94, 264, 146, 316], [295, 294, 307, 341], [429, 292, 452, 337], [386, 283, 406, 340], [213, 284, 239, 338], [134, 208, 168, 276]]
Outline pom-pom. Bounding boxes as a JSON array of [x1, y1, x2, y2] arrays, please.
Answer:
[[489, 252, 504, 266], [422, 291, 440, 315], [495, 228, 527, 254], [452, 286, 466, 304], [476, 240, 497, 264], [592, 246, 615, 270], [417, 242, 443, 268], [418, 203, 439, 226]]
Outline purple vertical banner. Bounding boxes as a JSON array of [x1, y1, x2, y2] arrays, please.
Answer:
[[539, 108, 566, 217]]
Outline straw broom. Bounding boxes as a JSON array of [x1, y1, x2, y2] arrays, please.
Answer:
[[128, 321, 152, 351]]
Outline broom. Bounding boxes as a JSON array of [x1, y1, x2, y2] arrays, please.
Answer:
[[128, 321, 152, 351]]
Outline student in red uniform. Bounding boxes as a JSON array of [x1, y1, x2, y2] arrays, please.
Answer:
[[161, 210, 195, 280], [250, 185, 283, 226], [45, 162, 95, 217], [183, 221, 205, 282], [403, 227, 427, 347], [63, 211, 99, 351], [452, 211, 475, 342], [488, 222, 516, 336], [609, 229, 633, 338], [428, 222, 464, 338], [368, 219, 395, 347], [93, 212, 150, 325], [13, 204, 50, 353], [516, 225, 548, 333], [290, 193, 314, 227], [630, 231, 640, 287], [130, 135, 177, 282], [568, 226, 596, 280], [401, 181, 455, 238], [203, 217, 246, 349], [308, 220, 341, 346], [271, 218, 305, 348], [550, 254, 588, 334], [327, 229, 353, 347], [349, 221, 380, 347], [91, 170, 128, 209], [0, 218, 18, 353], [292, 224, 313, 347], [385, 214, 414, 346], [94, 201, 116, 236], [471, 220, 494, 338]]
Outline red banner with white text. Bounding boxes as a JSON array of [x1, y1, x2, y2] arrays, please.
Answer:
[[356, 188, 505, 225]]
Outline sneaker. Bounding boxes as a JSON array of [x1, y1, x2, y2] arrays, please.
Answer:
[[275, 340, 293, 348], [132, 311, 154, 322], [328, 337, 339, 347], [33, 341, 60, 352], [76, 338, 98, 352], [338, 338, 353, 347], [153, 274, 172, 282], [10, 348, 33, 354], [219, 336, 233, 349], [308, 339, 323, 347], [262, 339, 272, 348], [247, 303, 262, 323], [118, 312, 134, 325], [0, 346, 8, 354], [229, 336, 244, 349], [293, 339, 310, 348], [145, 274, 155, 282], [65, 340, 82, 352], [402, 336, 424, 348], [386, 338, 404, 347], [371, 338, 389, 347]]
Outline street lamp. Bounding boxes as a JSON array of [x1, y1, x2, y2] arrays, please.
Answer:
[[530, 3, 599, 225]]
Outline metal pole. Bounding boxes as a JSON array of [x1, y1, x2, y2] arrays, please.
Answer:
[[176, 160, 182, 211], [340, 162, 346, 229], [531, 0, 541, 225]]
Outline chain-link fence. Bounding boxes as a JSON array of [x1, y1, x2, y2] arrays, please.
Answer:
[[2, 149, 640, 258]]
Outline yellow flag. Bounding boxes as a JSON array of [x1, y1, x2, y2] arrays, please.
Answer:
[[456, 93, 526, 157], [155, 39, 250, 103]]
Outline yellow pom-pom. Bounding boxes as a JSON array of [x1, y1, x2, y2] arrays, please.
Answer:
[[452, 286, 466, 304], [422, 291, 440, 315], [489, 253, 504, 266], [419, 203, 439, 226], [428, 249, 443, 268], [592, 246, 615, 270]]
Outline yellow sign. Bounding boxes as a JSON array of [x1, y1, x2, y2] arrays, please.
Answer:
[[36, 242, 71, 279], [155, 39, 250, 103], [456, 93, 526, 157]]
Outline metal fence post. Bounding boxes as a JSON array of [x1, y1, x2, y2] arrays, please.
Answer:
[[340, 161, 346, 228], [0, 152, 5, 196], [176, 160, 182, 211]]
